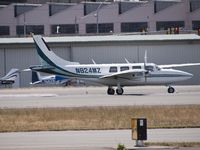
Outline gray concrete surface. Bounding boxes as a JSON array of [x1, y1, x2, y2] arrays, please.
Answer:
[[0, 128, 200, 150], [0, 86, 200, 150], [0, 86, 200, 108]]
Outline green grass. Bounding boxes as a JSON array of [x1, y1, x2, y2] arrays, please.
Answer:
[[0, 105, 200, 132]]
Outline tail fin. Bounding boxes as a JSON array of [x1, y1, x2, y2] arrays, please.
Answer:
[[1, 68, 19, 81], [32, 35, 79, 67], [31, 71, 41, 84]]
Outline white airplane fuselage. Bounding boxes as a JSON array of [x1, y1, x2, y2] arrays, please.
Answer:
[[48, 63, 193, 86]]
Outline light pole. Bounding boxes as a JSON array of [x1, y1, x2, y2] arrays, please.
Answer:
[[23, 4, 26, 37], [94, 1, 106, 34]]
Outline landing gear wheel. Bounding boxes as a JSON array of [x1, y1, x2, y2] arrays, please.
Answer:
[[116, 88, 124, 95], [107, 87, 115, 95], [168, 87, 175, 93]]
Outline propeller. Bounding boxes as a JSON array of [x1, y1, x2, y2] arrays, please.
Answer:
[[144, 50, 148, 83]]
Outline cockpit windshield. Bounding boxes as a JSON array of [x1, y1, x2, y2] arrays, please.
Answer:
[[145, 65, 154, 72], [145, 65, 161, 72], [155, 65, 161, 71]]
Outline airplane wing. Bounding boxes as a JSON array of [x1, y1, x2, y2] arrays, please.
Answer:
[[159, 63, 200, 69], [100, 69, 146, 80]]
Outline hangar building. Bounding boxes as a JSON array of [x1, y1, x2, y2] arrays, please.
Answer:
[[0, 34, 200, 87], [0, 0, 200, 37]]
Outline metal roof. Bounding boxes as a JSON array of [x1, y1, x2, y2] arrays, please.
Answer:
[[0, 34, 200, 45]]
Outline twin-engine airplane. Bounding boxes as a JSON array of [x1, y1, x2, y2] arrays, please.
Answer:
[[30, 35, 200, 95]]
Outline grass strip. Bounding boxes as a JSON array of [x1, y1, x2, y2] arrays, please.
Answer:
[[0, 105, 200, 132]]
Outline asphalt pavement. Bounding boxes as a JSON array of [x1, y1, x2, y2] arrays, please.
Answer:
[[0, 128, 200, 150], [0, 86, 200, 108]]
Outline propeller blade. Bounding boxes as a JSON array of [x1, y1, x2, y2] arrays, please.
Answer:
[[144, 50, 148, 83]]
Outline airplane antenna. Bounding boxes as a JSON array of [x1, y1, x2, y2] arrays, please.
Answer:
[[124, 58, 130, 64], [144, 50, 147, 64], [91, 58, 96, 64]]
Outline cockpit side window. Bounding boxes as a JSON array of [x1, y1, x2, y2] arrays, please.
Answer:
[[145, 65, 154, 72], [120, 66, 129, 71], [156, 65, 161, 71], [132, 66, 141, 69], [109, 66, 118, 73]]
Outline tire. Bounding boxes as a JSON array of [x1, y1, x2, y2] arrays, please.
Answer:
[[116, 88, 124, 95], [107, 88, 115, 95], [168, 87, 175, 93]]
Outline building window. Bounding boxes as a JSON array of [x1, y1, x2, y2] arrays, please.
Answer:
[[0, 26, 9, 36], [120, 66, 129, 71], [84, 3, 106, 16], [154, 1, 178, 13], [51, 24, 78, 34], [190, 0, 200, 12], [109, 67, 117, 73], [86, 23, 113, 33], [49, 4, 70, 16], [14, 4, 37, 17], [16, 25, 44, 36], [156, 21, 184, 31], [192, 21, 200, 30], [121, 22, 147, 32]]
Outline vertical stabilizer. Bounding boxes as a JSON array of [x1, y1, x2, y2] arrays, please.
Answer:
[[31, 71, 41, 84]]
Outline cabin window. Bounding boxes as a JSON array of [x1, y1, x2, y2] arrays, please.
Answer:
[[156, 65, 161, 71], [120, 66, 129, 71], [109, 67, 118, 73], [145, 65, 154, 72], [132, 66, 141, 69]]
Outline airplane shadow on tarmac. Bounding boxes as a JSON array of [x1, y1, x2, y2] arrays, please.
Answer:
[[120, 93, 148, 96]]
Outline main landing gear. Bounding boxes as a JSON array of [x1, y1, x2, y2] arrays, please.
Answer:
[[107, 87, 124, 95], [107, 86, 175, 95], [168, 86, 175, 93]]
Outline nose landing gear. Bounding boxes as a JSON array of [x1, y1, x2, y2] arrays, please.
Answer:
[[168, 86, 175, 93]]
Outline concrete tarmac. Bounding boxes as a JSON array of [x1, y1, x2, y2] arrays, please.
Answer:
[[0, 86, 200, 108], [0, 128, 200, 150]]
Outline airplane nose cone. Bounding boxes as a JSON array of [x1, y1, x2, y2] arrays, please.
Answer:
[[182, 72, 193, 79]]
